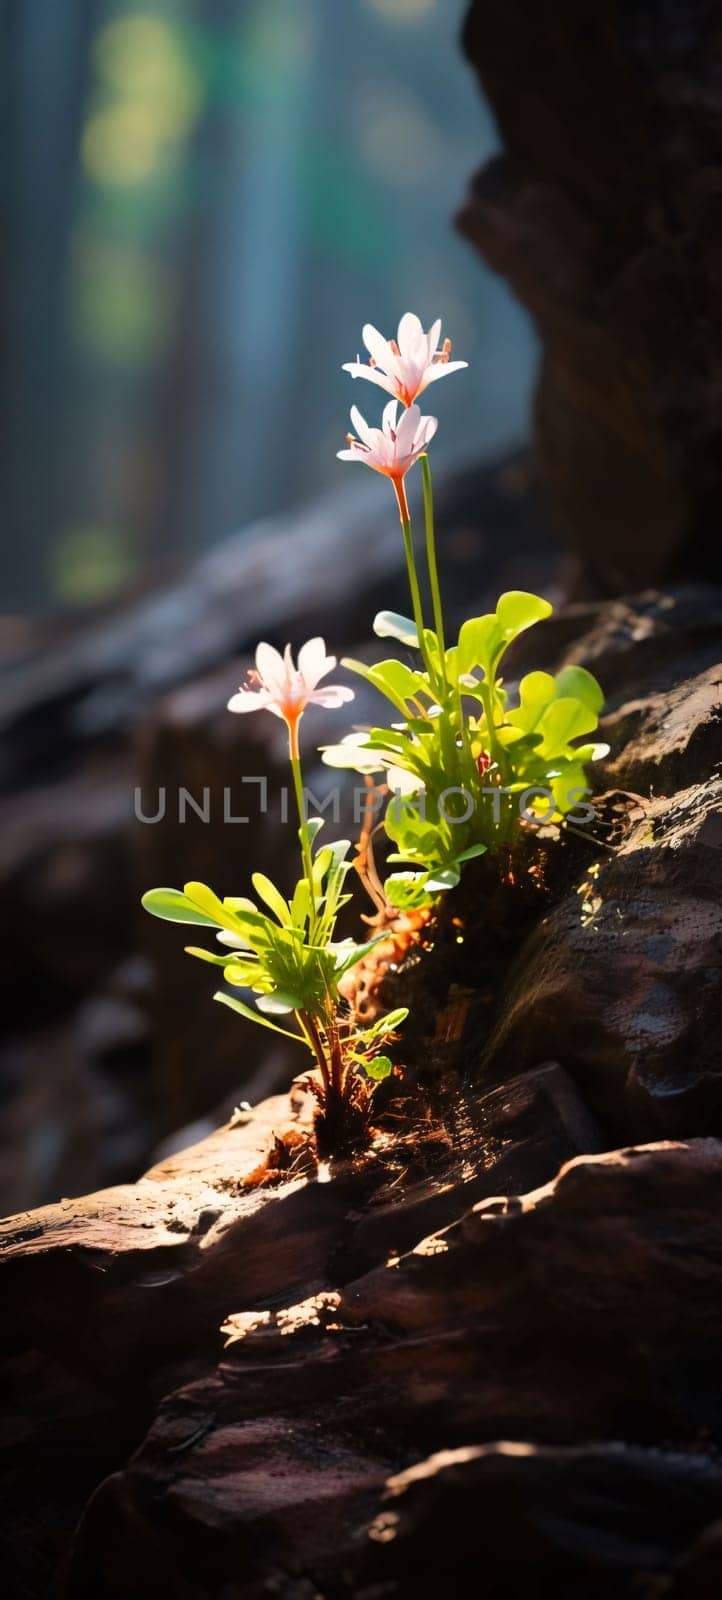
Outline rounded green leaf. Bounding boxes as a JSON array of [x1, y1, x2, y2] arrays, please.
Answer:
[[141, 888, 218, 927], [457, 614, 499, 677], [537, 697, 599, 755], [496, 591, 553, 638], [554, 665, 604, 715], [370, 659, 427, 703], [364, 1054, 393, 1081], [509, 671, 557, 733]]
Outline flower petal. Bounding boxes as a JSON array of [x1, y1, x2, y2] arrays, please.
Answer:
[[310, 685, 355, 708], [255, 641, 286, 692], [417, 414, 439, 449], [227, 689, 268, 713], [349, 405, 376, 448], [395, 402, 422, 456], [381, 398, 399, 435], [362, 323, 393, 368], [397, 311, 423, 355], [298, 636, 330, 688], [342, 362, 397, 397], [421, 359, 468, 387], [427, 317, 442, 357]]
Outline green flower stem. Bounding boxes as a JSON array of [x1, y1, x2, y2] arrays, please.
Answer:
[[419, 452, 476, 784], [420, 454, 448, 696], [400, 515, 436, 682], [393, 472, 438, 691], [419, 450, 466, 778], [288, 722, 317, 923]]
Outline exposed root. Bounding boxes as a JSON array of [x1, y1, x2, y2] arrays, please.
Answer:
[[307, 1073, 375, 1162]]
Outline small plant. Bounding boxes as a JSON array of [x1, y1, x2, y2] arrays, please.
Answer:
[[142, 312, 607, 1155], [329, 313, 607, 907], [142, 640, 407, 1155]]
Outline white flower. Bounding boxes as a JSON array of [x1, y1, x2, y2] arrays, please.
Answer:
[[342, 312, 467, 407], [337, 400, 437, 489], [228, 638, 353, 728]]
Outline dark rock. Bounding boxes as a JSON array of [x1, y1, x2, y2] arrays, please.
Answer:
[[479, 774, 722, 1143], [38, 1138, 722, 1598], [0, 1063, 600, 1596], [0, 1063, 598, 1385], [458, 1, 722, 593], [359, 1442, 722, 1599]]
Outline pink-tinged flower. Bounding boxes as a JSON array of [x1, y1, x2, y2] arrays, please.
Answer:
[[337, 401, 437, 520], [342, 312, 467, 408], [228, 638, 353, 739]]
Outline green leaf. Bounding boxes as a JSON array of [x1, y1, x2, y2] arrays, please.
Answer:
[[332, 936, 381, 976], [251, 873, 291, 926], [496, 724, 534, 749], [359, 1007, 409, 1042], [290, 877, 312, 928], [224, 963, 271, 987], [182, 881, 230, 921], [370, 658, 428, 703], [256, 991, 303, 1014], [454, 843, 488, 865], [459, 594, 552, 682], [425, 865, 461, 891], [444, 644, 459, 685], [508, 671, 557, 734], [311, 846, 333, 884], [384, 871, 433, 910], [373, 611, 419, 647], [213, 990, 308, 1044], [554, 665, 604, 715], [537, 697, 599, 756], [321, 736, 381, 773], [496, 590, 553, 638], [365, 726, 414, 753], [422, 628, 441, 669], [342, 656, 422, 717], [184, 945, 259, 976], [457, 614, 499, 678], [141, 887, 218, 927], [548, 764, 590, 816], [363, 1054, 393, 1081], [183, 882, 271, 943]]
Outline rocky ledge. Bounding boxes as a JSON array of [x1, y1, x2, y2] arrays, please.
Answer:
[[2, 579, 721, 1598]]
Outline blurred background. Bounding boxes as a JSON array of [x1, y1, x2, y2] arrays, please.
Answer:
[[2, 0, 535, 612], [0, 0, 541, 1214]]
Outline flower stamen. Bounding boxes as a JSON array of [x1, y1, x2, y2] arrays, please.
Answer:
[[342, 313, 467, 408]]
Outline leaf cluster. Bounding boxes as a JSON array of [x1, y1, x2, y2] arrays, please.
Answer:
[[141, 827, 377, 1048], [323, 592, 607, 907]]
